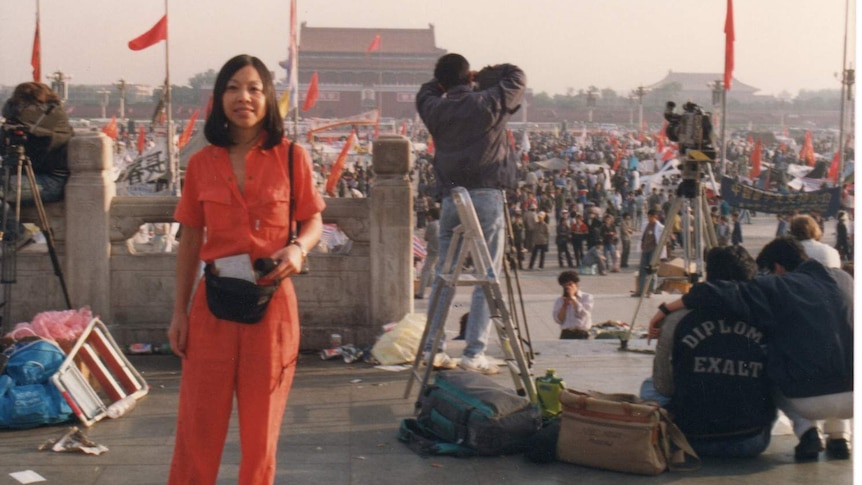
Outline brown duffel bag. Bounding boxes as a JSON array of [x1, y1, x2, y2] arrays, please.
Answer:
[[556, 389, 700, 475]]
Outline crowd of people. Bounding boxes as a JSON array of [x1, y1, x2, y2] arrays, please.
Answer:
[[408, 84, 853, 464], [410, 120, 854, 283], [2, 49, 854, 479]]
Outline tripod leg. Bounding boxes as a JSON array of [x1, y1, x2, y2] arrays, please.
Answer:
[[0, 163, 20, 332], [502, 206, 533, 363], [622, 196, 685, 345], [23, 160, 72, 309]]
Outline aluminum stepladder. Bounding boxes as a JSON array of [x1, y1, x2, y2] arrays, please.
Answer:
[[403, 187, 536, 408], [51, 318, 149, 426]]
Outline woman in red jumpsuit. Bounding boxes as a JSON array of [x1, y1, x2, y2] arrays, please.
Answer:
[[167, 54, 325, 485]]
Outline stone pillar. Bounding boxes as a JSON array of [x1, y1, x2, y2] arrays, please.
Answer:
[[369, 135, 413, 325], [64, 133, 115, 321]]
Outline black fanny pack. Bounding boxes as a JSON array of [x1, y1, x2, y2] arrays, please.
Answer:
[[203, 263, 279, 324]]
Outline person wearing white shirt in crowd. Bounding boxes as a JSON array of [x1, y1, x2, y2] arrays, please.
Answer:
[[553, 270, 594, 339], [790, 214, 841, 268]]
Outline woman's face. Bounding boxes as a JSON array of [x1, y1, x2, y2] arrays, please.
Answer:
[[222, 65, 266, 131]]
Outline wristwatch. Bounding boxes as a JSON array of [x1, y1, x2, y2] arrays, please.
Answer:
[[658, 302, 671, 315]]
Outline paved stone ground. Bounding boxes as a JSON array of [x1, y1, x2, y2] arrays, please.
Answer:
[[0, 212, 852, 484]]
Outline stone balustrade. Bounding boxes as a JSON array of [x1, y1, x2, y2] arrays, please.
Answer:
[[9, 132, 414, 350]]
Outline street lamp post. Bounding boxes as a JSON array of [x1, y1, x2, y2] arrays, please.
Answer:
[[97, 89, 110, 119], [586, 86, 598, 124], [630, 86, 648, 132], [115, 79, 127, 120], [48, 70, 71, 102]]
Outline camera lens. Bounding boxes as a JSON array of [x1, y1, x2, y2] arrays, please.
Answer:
[[253, 258, 279, 274]]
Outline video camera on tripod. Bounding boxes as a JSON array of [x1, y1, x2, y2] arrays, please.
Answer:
[[0, 116, 72, 331], [0, 123, 30, 165], [664, 101, 716, 199]]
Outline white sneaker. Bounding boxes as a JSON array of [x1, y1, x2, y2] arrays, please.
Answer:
[[425, 352, 457, 370], [459, 354, 499, 375]]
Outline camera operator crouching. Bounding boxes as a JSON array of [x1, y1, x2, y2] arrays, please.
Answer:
[[0, 82, 73, 246]]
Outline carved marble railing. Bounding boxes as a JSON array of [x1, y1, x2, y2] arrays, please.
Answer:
[[10, 132, 414, 350]]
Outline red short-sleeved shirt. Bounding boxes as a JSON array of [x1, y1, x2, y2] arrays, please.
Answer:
[[174, 138, 326, 263]]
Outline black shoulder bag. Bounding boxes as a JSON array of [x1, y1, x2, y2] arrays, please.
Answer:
[[204, 142, 301, 324]]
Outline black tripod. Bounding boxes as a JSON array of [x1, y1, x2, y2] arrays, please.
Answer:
[[0, 125, 72, 334]]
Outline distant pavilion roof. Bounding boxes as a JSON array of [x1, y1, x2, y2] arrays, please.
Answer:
[[647, 71, 759, 94], [298, 23, 447, 56]]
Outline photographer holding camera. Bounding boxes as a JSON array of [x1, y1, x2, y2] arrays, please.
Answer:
[[553, 270, 594, 339], [416, 53, 525, 374], [0, 82, 73, 245]]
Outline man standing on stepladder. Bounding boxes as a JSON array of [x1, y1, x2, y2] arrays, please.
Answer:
[[416, 53, 526, 375]]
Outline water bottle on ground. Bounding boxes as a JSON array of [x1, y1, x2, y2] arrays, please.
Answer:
[[536, 368, 566, 419], [106, 395, 137, 419]]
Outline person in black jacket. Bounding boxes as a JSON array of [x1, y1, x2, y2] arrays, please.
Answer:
[[641, 245, 775, 457], [649, 237, 853, 461]]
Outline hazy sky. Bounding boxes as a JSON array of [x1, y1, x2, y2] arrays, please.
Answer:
[[0, 0, 855, 97]]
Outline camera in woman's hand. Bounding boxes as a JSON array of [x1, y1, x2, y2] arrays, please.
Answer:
[[253, 257, 280, 278]]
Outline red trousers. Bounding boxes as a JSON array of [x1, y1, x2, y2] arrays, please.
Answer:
[[169, 280, 299, 485]]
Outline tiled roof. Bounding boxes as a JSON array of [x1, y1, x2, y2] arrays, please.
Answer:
[[299, 23, 447, 55], [647, 71, 759, 93]]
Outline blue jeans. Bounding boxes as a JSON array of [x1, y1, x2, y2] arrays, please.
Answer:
[[0, 172, 68, 240], [427, 188, 505, 359], [603, 243, 617, 269], [639, 378, 772, 458], [636, 249, 656, 295]]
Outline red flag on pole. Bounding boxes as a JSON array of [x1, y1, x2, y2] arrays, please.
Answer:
[[302, 72, 319, 112], [31, 11, 41, 82], [325, 131, 357, 196], [367, 34, 381, 54], [749, 139, 762, 178], [507, 129, 516, 150], [800, 131, 816, 166], [724, 0, 734, 90], [128, 15, 167, 51], [137, 126, 146, 154], [612, 148, 623, 172], [102, 116, 118, 140], [178, 109, 199, 149], [828, 150, 841, 183]]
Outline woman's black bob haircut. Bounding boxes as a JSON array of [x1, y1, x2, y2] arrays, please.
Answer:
[[204, 54, 285, 149]]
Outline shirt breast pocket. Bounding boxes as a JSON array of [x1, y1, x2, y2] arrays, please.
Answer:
[[198, 186, 236, 232], [250, 187, 290, 233]]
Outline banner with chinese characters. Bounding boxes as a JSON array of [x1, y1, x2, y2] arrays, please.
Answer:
[[116, 137, 167, 187], [721, 176, 842, 217]]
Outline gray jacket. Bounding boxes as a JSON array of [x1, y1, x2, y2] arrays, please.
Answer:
[[416, 64, 526, 198]]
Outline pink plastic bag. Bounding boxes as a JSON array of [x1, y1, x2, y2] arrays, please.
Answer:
[[4, 307, 94, 346]]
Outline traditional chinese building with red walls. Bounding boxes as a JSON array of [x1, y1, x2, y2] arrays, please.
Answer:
[[281, 23, 447, 120]]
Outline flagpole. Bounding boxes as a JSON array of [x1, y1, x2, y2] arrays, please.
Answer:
[[720, 85, 727, 176], [164, 0, 177, 195], [290, 0, 299, 140], [35, 0, 41, 82], [836, 0, 851, 187]]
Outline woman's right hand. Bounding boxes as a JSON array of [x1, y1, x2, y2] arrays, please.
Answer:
[[167, 311, 189, 359]]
